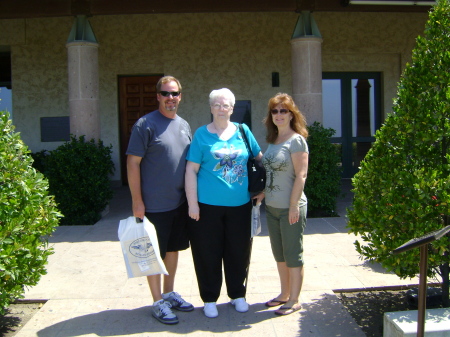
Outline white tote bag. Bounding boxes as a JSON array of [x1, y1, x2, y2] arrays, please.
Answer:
[[251, 201, 262, 238], [118, 216, 168, 278]]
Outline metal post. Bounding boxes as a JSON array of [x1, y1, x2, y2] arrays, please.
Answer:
[[393, 226, 450, 337], [417, 245, 428, 337]]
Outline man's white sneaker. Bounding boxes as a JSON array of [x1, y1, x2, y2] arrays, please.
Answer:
[[203, 302, 218, 318], [230, 297, 249, 312]]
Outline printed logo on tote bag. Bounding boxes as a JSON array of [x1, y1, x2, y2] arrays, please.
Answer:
[[129, 237, 154, 258]]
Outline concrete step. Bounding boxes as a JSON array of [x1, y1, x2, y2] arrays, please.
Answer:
[[384, 308, 450, 336]]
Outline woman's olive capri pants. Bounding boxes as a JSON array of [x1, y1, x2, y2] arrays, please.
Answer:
[[265, 204, 307, 268]]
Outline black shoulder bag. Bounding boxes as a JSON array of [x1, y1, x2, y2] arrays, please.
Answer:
[[239, 124, 266, 193]]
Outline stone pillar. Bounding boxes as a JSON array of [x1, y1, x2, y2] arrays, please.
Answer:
[[66, 16, 100, 140], [290, 12, 323, 124]]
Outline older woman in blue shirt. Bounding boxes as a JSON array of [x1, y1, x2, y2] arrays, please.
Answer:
[[185, 88, 262, 318]]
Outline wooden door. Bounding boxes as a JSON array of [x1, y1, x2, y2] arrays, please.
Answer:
[[119, 75, 163, 184]]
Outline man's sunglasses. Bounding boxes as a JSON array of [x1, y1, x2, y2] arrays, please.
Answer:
[[159, 91, 181, 97]]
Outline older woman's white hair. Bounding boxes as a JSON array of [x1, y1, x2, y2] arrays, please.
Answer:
[[209, 88, 235, 107]]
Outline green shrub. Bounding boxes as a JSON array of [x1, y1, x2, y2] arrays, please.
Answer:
[[0, 111, 61, 315], [305, 121, 342, 217], [42, 135, 115, 226], [347, 0, 450, 304], [30, 149, 48, 173]]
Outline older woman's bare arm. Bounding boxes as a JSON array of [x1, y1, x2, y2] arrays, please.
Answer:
[[185, 160, 201, 221]]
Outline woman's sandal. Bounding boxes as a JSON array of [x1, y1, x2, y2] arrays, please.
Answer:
[[274, 304, 302, 315], [265, 298, 288, 307]]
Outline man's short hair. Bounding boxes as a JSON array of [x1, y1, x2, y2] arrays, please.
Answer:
[[156, 76, 182, 92]]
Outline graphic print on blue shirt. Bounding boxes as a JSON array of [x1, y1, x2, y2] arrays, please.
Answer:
[[212, 143, 245, 184]]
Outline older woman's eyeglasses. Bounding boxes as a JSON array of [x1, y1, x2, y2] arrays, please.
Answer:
[[271, 109, 290, 115], [212, 103, 232, 111], [159, 91, 181, 97]]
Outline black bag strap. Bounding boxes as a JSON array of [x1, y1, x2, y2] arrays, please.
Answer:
[[238, 124, 255, 159]]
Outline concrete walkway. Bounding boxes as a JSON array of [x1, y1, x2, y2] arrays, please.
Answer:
[[16, 180, 419, 337]]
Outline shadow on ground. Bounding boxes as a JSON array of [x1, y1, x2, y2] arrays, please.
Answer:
[[36, 303, 275, 336], [298, 293, 365, 336]]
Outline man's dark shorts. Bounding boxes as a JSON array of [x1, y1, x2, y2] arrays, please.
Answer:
[[145, 201, 189, 260]]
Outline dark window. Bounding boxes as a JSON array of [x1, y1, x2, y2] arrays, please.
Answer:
[[322, 72, 382, 178], [40, 117, 70, 142]]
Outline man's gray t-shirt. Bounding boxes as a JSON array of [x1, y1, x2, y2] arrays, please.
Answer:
[[262, 134, 309, 209], [126, 110, 192, 212]]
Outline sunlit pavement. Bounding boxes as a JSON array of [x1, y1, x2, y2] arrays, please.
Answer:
[[17, 180, 418, 337]]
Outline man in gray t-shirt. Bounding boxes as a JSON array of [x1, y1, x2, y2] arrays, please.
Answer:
[[127, 109, 191, 212], [126, 76, 193, 325]]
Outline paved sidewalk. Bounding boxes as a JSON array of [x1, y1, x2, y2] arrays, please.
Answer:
[[17, 180, 418, 337]]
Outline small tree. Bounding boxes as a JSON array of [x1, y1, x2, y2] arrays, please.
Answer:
[[347, 0, 450, 305], [0, 111, 61, 314]]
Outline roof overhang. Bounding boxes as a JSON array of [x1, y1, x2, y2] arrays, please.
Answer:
[[0, 0, 433, 20]]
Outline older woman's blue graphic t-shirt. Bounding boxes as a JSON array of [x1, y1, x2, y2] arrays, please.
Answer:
[[186, 123, 261, 206]]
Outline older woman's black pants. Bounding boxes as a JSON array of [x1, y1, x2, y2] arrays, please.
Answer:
[[188, 201, 252, 303]]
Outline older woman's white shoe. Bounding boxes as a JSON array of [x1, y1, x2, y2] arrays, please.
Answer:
[[203, 302, 218, 318], [230, 297, 249, 312]]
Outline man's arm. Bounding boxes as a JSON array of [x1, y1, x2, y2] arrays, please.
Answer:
[[127, 154, 145, 219]]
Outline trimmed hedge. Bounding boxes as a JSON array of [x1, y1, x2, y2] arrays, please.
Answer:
[[35, 136, 115, 226], [305, 121, 342, 217]]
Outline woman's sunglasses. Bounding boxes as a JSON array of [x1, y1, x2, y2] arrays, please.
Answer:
[[159, 91, 181, 97], [271, 109, 290, 115]]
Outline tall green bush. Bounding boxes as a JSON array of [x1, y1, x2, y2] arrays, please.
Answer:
[[0, 111, 61, 314], [41, 136, 115, 226], [347, 0, 450, 304], [305, 121, 342, 217]]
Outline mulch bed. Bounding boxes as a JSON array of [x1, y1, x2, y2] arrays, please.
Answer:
[[0, 301, 44, 337], [336, 287, 444, 337]]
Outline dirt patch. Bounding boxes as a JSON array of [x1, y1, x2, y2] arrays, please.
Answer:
[[0, 302, 44, 337], [336, 288, 444, 337]]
